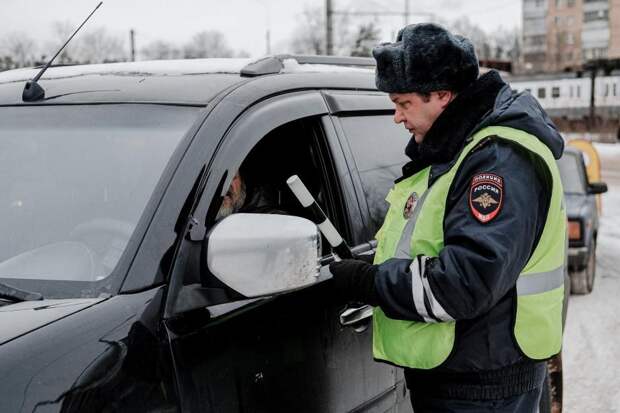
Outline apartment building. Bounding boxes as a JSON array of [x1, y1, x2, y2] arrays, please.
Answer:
[[522, 0, 620, 73], [522, 0, 548, 72], [546, 0, 582, 71]]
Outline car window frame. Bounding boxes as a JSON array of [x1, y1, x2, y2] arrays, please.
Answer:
[[164, 90, 357, 318], [323, 90, 404, 244]]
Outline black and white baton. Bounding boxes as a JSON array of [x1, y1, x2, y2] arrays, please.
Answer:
[[287, 175, 353, 259]]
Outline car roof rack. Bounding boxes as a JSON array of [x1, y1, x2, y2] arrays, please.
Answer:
[[240, 54, 375, 77]]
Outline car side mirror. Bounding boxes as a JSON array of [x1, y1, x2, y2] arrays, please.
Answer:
[[588, 182, 608, 195], [206, 213, 322, 297]]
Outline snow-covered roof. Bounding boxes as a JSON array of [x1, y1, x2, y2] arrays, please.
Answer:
[[0, 58, 254, 84], [0, 56, 376, 105], [280, 58, 374, 74], [0, 56, 374, 85]]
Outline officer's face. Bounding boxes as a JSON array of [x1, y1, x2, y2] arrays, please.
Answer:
[[390, 91, 454, 144]]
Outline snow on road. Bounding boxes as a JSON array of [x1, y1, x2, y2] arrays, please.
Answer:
[[564, 143, 620, 412]]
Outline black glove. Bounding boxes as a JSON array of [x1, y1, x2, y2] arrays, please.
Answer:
[[329, 259, 380, 306], [355, 252, 375, 264]]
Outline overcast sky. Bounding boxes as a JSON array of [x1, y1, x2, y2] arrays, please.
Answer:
[[0, 0, 522, 58]]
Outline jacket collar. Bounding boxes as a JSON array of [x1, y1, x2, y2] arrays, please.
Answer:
[[399, 70, 507, 181]]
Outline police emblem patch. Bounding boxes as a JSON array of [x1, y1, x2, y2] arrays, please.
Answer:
[[469, 173, 503, 223], [403, 192, 418, 219]]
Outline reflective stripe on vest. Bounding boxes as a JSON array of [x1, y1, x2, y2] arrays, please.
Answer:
[[517, 266, 565, 296], [372, 126, 566, 369]]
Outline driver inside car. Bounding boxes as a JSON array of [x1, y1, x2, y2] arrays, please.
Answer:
[[216, 168, 288, 221]]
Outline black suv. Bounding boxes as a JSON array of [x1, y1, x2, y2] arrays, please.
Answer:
[[0, 56, 562, 412], [0, 56, 416, 413]]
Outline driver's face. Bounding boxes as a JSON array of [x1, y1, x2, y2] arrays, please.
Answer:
[[222, 173, 243, 209], [216, 172, 246, 221]]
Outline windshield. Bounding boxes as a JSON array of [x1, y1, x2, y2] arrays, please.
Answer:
[[0, 104, 199, 294], [557, 152, 586, 195]]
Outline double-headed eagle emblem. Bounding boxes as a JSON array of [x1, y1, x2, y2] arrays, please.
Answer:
[[472, 192, 498, 209]]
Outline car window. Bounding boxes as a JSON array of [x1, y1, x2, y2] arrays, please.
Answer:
[[557, 152, 587, 194], [0, 104, 200, 288], [338, 115, 410, 235]]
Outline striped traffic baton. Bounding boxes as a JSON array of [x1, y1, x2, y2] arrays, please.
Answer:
[[287, 175, 353, 259]]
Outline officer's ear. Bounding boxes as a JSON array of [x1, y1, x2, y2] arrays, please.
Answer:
[[433, 90, 457, 110]]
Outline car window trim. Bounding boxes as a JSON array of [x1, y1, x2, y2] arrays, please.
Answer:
[[164, 90, 331, 318]]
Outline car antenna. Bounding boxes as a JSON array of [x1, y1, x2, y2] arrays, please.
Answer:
[[22, 1, 103, 102]]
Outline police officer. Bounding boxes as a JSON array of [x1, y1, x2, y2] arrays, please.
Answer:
[[329, 23, 566, 412]]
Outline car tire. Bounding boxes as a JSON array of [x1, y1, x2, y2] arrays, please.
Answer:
[[570, 240, 596, 295]]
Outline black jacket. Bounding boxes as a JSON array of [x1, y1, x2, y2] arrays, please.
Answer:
[[372, 71, 564, 382]]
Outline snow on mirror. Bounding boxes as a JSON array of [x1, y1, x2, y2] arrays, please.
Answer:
[[206, 213, 321, 297]]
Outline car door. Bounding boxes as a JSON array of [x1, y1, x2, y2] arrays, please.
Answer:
[[162, 90, 397, 413], [324, 90, 415, 413]]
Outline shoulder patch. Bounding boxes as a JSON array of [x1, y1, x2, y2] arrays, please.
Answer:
[[469, 173, 503, 223]]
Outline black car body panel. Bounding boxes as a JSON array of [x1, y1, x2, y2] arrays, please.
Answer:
[[0, 288, 175, 412], [0, 298, 103, 345]]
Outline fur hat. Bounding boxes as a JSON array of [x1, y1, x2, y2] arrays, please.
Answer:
[[372, 23, 479, 94]]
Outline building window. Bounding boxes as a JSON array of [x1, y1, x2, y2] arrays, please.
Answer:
[[577, 85, 581, 98], [584, 9, 609, 22], [538, 88, 547, 99], [552, 87, 561, 98], [525, 88, 532, 94], [556, 0, 575, 6], [584, 48, 607, 60], [614, 83, 617, 97], [569, 86, 574, 98], [604, 84, 609, 97], [566, 33, 574, 45]]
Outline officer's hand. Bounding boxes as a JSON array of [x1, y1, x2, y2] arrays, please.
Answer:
[[329, 259, 379, 306], [355, 252, 375, 264]]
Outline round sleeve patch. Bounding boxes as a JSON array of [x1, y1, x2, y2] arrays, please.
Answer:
[[469, 173, 504, 223]]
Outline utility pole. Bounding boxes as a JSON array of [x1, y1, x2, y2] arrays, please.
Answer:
[[404, 0, 410, 26], [326, 0, 334, 55], [130, 29, 135, 62]]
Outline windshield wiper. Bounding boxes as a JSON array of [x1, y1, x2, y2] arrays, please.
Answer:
[[0, 281, 43, 302]]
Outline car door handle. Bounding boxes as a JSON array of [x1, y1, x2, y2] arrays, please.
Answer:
[[339, 304, 374, 330]]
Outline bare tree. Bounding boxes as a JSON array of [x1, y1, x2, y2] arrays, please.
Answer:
[[183, 31, 234, 59], [289, 6, 352, 55], [74, 27, 126, 63], [1, 32, 37, 68], [488, 27, 521, 62], [447, 17, 490, 60], [141, 40, 183, 60], [290, 6, 325, 54], [350, 21, 380, 57], [49, 21, 78, 64], [0, 56, 15, 71]]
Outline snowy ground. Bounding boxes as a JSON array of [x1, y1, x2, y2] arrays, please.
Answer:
[[563, 143, 620, 412]]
